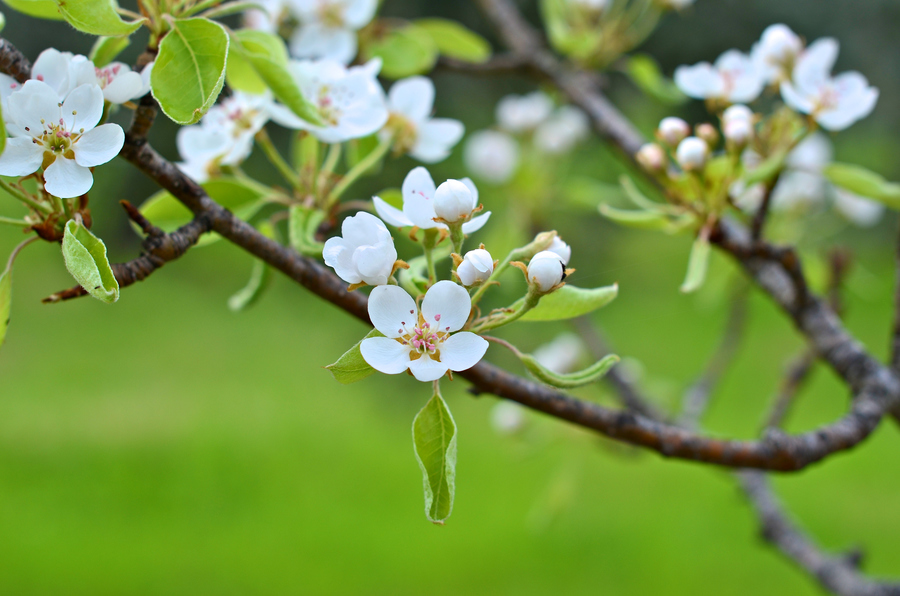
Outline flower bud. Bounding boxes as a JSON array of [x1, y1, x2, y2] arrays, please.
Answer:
[[695, 123, 719, 148], [722, 104, 753, 127], [547, 236, 571, 265], [657, 117, 690, 146], [723, 118, 753, 146], [434, 179, 477, 223], [457, 248, 494, 286], [636, 143, 666, 172], [676, 136, 708, 171], [527, 251, 566, 292]]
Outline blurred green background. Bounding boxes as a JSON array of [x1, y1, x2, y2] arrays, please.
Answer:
[[1, 0, 899, 594]]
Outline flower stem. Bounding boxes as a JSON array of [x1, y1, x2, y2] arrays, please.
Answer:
[[0, 216, 30, 227], [422, 228, 440, 284], [325, 136, 392, 208], [471, 289, 541, 333], [316, 143, 342, 202], [0, 179, 50, 215], [449, 223, 465, 257], [255, 129, 300, 189], [6, 236, 37, 271]]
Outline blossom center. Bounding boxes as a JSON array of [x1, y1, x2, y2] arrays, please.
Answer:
[[316, 86, 342, 125], [386, 112, 418, 154], [397, 312, 451, 358], [317, 2, 345, 28], [31, 115, 83, 162], [95, 64, 123, 90]]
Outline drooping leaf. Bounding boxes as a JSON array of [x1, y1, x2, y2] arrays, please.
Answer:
[[151, 17, 229, 125], [520, 352, 620, 389], [325, 329, 384, 384], [823, 162, 900, 209], [680, 234, 711, 294], [362, 23, 438, 79], [61, 219, 119, 304], [415, 18, 490, 63], [564, 176, 625, 211], [228, 220, 275, 311], [512, 284, 618, 322], [288, 204, 326, 257], [599, 204, 673, 230], [624, 54, 687, 105], [412, 391, 457, 524], [53, 0, 144, 35], [2, 0, 63, 20], [89, 35, 131, 67]]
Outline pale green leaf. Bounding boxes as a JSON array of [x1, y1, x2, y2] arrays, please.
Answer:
[[53, 0, 144, 35], [325, 329, 383, 384], [412, 392, 457, 524], [513, 284, 618, 322], [228, 220, 274, 311], [415, 18, 491, 63], [288, 204, 326, 257], [2, 0, 63, 20], [742, 148, 788, 186], [151, 17, 229, 125], [624, 54, 686, 105], [599, 204, 673, 230], [0, 10, 6, 31], [199, 0, 265, 19], [61, 219, 119, 304], [680, 234, 710, 294], [362, 23, 438, 79], [823, 162, 900, 209], [521, 352, 620, 389], [89, 35, 131, 67]]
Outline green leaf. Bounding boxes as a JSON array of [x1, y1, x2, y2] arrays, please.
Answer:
[[230, 29, 323, 125], [362, 23, 438, 79], [345, 134, 380, 170], [599, 204, 673, 229], [620, 175, 670, 211], [415, 18, 490, 63], [742, 148, 788, 186], [823, 162, 900, 209], [0, 10, 6, 31], [198, 0, 265, 19], [325, 329, 383, 384], [288, 204, 326, 257], [228, 220, 275, 312], [680, 234, 711, 294], [564, 176, 625, 211], [624, 54, 686, 105], [89, 35, 131, 67], [520, 352, 620, 389], [513, 284, 618, 322], [53, 0, 144, 35], [138, 177, 271, 246], [61, 219, 119, 304], [151, 17, 229, 125], [412, 391, 457, 524], [2, 0, 62, 20]]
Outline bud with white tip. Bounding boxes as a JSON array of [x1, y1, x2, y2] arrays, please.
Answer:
[[636, 143, 666, 172], [457, 248, 494, 286], [657, 117, 690, 146], [695, 123, 719, 148], [723, 118, 753, 146], [676, 136, 709, 171], [722, 104, 753, 126], [528, 250, 566, 292], [434, 179, 477, 223]]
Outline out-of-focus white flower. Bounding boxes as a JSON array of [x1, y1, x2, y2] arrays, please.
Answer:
[[463, 130, 520, 184], [490, 400, 526, 435], [527, 250, 566, 292], [457, 249, 494, 286], [780, 38, 878, 131], [373, 167, 491, 233], [533, 106, 590, 154], [434, 179, 477, 224], [675, 136, 708, 171], [532, 332, 583, 374], [567, 0, 610, 12], [636, 143, 666, 172], [289, 0, 377, 64], [770, 132, 832, 211], [833, 189, 884, 227], [722, 104, 754, 145], [496, 91, 554, 133], [0, 81, 124, 198], [751, 24, 803, 85], [547, 236, 571, 265], [657, 116, 690, 146], [245, 0, 288, 32], [382, 76, 464, 163], [360, 281, 489, 382], [675, 50, 764, 104], [323, 211, 397, 286], [268, 58, 387, 143], [722, 104, 753, 127]]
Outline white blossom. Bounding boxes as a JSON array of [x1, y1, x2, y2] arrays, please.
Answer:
[[533, 106, 590, 154], [675, 50, 764, 104], [496, 91, 554, 133], [360, 281, 489, 382], [751, 24, 803, 85], [245, 0, 288, 32], [268, 58, 388, 143], [457, 249, 493, 286], [382, 76, 464, 163], [675, 136, 708, 171], [833, 189, 884, 227], [780, 38, 878, 131], [770, 133, 831, 211], [657, 116, 689, 146], [373, 167, 491, 234], [323, 211, 397, 286], [288, 0, 377, 64], [463, 130, 520, 184], [0, 80, 124, 198], [527, 250, 566, 292]]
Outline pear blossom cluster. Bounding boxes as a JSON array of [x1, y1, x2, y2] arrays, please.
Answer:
[[674, 24, 878, 131], [0, 48, 143, 198], [464, 91, 589, 184]]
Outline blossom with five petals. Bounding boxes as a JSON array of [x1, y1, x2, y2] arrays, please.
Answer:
[[382, 76, 464, 163], [360, 281, 489, 382]]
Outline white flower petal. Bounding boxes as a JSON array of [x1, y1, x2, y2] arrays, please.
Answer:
[[388, 76, 434, 123], [411, 118, 464, 163], [360, 337, 412, 375], [31, 48, 70, 97], [833, 189, 884, 227], [103, 71, 144, 103], [372, 196, 413, 227], [779, 81, 814, 115], [290, 23, 357, 64], [462, 211, 491, 234], [343, 0, 377, 28], [62, 84, 104, 131], [323, 237, 362, 284], [674, 63, 722, 99], [368, 285, 418, 338], [9, 80, 62, 133], [795, 38, 838, 93], [439, 332, 488, 372], [43, 157, 93, 198], [421, 280, 471, 333], [459, 177, 478, 204], [407, 355, 449, 382], [401, 166, 439, 228], [73, 123, 124, 167], [0, 137, 44, 176]]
